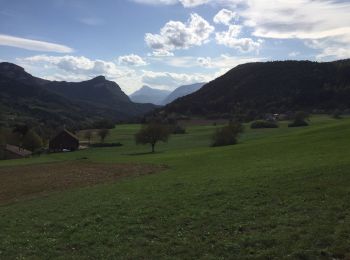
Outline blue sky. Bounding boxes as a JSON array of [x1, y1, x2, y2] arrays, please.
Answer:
[[0, 0, 349, 94]]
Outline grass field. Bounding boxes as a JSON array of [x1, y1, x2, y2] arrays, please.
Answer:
[[1, 116, 350, 259]]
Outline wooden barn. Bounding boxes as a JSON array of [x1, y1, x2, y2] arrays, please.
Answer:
[[49, 129, 79, 152]]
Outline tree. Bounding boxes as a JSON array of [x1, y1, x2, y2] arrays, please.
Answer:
[[84, 130, 93, 144], [135, 123, 170, 153], [22, 130, 43, 152], [212, 121, 244, 147], [97, 129, 109, 143]]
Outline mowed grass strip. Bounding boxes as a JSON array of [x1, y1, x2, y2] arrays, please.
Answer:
[[0, 161, 166, 205]]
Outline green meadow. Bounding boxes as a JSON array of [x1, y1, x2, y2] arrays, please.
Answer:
[[1, 116, 350, 259]]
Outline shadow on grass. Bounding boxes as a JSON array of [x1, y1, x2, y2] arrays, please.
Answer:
[[123, 151, 165, 156]]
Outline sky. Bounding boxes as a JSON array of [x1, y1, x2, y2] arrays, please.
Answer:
[[0, 0, 350, 94]]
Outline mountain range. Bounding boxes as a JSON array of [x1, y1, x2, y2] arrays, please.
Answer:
[[0, 62, 156, 129], [130, 83, 205, 105], [162, 59, 350, 120]]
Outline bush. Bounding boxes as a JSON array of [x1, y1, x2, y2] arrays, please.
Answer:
[[288, 111, 309, 128], [212, 122, 244, 147], [172, 124, 186, 134], [332, 109, 343, 119], [251, 120, 278, 129]]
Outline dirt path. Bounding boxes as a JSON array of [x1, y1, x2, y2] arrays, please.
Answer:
[[0, 161, 166, 205]]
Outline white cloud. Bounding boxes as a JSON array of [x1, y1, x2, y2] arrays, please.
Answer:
[[141, 70, 211, 89], [288, 51, 300, 58], [150, 54, 265, 72], [145, 13, 214, 55], [0, 34, 73, 53], [215, 25, 262, 52], [238, 0, 350, 59], [179, 0, 210, 7], [118, 54, 147, 66], [213, 9, 238, 26], [15, 55, 220, 94], [19, 55, 126, 77], [17, 55, 140, 93]]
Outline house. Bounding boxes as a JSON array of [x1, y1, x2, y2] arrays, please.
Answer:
[[49, 129, 79, 152], [0, 144, 32, 160]]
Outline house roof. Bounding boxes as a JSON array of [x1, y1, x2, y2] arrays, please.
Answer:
[[4, 144, 32, 157], [52, 129, 79, 141]]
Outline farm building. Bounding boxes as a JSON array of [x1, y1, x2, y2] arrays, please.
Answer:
[[0, 144, 32, 160], [49, 129, 79, 152]]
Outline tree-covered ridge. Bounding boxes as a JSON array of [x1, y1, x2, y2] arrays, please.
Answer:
[[163, 60, 350, 119]]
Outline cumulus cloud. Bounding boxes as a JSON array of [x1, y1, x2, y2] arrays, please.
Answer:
[[118, 54, 147, 66], [19, 55, 127, 78], [215, 25, 262, 53], [145, 13, 214, 55], [0, 34, 73, 53], [213, 9, 238, 26]]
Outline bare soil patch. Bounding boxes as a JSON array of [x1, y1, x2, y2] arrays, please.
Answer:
[[0, 161, 166, 205]]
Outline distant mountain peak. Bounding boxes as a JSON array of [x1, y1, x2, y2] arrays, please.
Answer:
[[130, 85, 171, 105], [91, 75, 106, 81], [0, 62, 25, 72]]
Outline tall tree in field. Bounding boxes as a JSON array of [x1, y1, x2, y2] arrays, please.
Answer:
[[84, 130, 93, 144], [135, 123, 170, 153], [97, 129, 109, 143]]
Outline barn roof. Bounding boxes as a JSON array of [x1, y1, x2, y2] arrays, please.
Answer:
[[52, 129, 79, 141], [4, 144, 32, 157]]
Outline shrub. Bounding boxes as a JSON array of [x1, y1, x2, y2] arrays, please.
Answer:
[[251, 120, 278, 129], [172, 124, 186, 134], [288, 111, 309, 128], [212, 122, 244, 147], [332, 109, 343, 119]]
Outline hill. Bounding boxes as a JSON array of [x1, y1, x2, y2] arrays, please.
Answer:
[[163, 60, 350, 119], [1, 116, 350, 258], [0, 62, 156, 128], [162, 82, 205, 105], [130, 86, 171, 105]]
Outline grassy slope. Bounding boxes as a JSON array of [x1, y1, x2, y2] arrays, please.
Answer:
[[1, 116, 350, 259]]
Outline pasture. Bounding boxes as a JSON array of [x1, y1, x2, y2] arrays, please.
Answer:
[[1, 116, 350, 259]]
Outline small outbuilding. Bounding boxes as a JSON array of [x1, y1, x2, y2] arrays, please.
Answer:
[[0, 144, 32, 160], [49, 129, 79, 152]]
